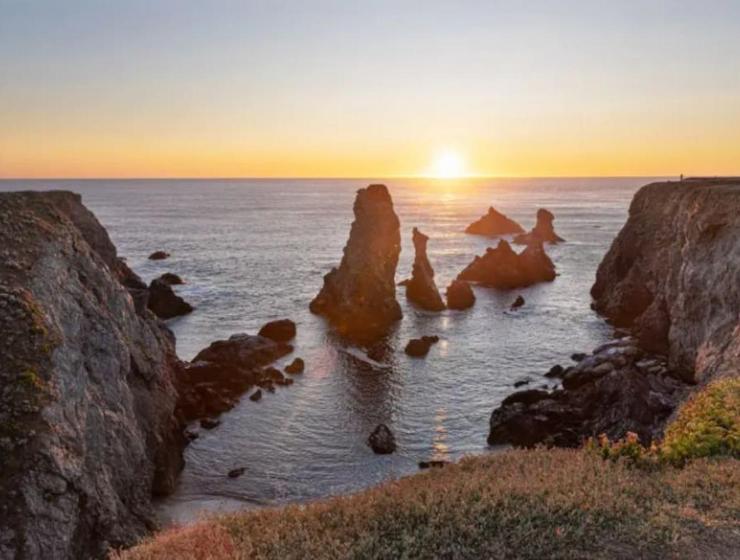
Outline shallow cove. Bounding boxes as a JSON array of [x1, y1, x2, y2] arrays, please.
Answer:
[[1, 177, 660, 524]]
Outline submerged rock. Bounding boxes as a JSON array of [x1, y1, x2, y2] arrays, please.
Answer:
[[465, 206, 524, 237], [405, 227, 445, 311], [513, 208, 564, 245], [310, 184, 402, 342], [445, 279, 476, 310], [0, 191, 185, 558], [147, 278, 194, 319], [200, 418, 221, 430], [368, 424, 396, 454], [511, 295, 525, 309], [258, 319, 297, 342], [148, 250, 170, 260], [405, 335, 440, 357], [457, 239, 555, 289], [228, 467, 246, 479]]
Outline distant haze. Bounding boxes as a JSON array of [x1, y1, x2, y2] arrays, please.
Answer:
[[1, 1, 740, 178]]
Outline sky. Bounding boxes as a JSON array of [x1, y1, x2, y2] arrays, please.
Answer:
[[1, 0, 740, 178]]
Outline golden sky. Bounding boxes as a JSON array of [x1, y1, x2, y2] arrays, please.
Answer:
[[2, 2, 740, 178]]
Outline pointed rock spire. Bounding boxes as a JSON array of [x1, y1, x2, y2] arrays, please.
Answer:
[[405, 227, 445, 311]]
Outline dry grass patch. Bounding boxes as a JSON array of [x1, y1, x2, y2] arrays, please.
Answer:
[[117, 449, 739, 560]]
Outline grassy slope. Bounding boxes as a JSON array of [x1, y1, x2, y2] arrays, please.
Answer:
[[117, 378, 740, 560]]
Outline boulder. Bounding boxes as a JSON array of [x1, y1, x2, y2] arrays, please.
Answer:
[[0, 192, 186, 558], [405, 227, 445, 311], [445, 279, 476, 310], [249, 389, 263, 402], [258, 319, 297, 342], [457, 239, 555, 289], [465, 206, 524, 237], [148, 250, 170, 260], [510, 295, 525, 309], [513, 208, 564, 245], [367, 424, 397, 454], [285, 358, 305, 374], [405, 335, 440, 358], [147, 278, 194, 319], [156, 272, 184, 285], [310, 184, 402, 342]]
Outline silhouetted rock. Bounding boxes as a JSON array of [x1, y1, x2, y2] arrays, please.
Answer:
[[513, 208, 564, 245], [545, 364, 564, 378], [147, 278, 194, 319], [285, 358, 305, 374], [249, 389, 263, 402], [200, 418, 221, 430], [258, 319, 297, 342], [513, 379, 530, 388], [465, 206, 524, 237], [157, 272, 184, 285], [228, 467, 246, 479], [405, 335, 440, 357], [511, 295, 525, 309], [368, 424, 396, 454], [310, 184, 402, 342], [457, 239, 555, 289], [445, 279, 476, 310], [591, 180, 740, 382], [571, 353, 587, 362], [405, 227, 445, 311], [148, 250, 170, 260]]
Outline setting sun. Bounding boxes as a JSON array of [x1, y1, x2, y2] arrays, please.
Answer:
[[429, 151, 467, 178]]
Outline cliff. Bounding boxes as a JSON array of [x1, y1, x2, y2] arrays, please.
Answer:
[[592, 179, 740, 383], [0, 192, 185, 559]]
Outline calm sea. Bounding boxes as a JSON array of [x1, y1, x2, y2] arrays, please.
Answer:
[[0, 177, 662, 524]]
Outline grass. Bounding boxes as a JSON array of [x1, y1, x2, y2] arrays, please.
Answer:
[[114, 448, 739, 560]]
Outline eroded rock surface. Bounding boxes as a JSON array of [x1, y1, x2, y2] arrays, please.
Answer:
[[592, 180, 740, 382], [513, 208, 564, 245], [405, 227, 445, 311], [310, 184, 402, 342], [457, 239, 556, 289], [465, 206, 524, 237], [0, 191, 185, 559]]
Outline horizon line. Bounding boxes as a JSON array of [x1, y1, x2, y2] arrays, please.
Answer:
[[0, 174, 683, 181]]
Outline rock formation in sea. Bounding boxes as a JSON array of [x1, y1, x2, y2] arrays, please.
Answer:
[[405, 335, 440, 357], [0, 192, 185, 559], [156, 272, 184, 285], [445, 279, 476, 310], [464, 206, 524, 237], [367, 424, 396, 454], [513, 208, 564, 245], [591, 179, 740, 382], [148, 250, 170, 260], [147, 277, 194, 319], [489, 179, 740, 448], [457, 239, 556, 289], [405, 227, 445, 311], [258, 319, 297, 342], [309, 184, 402, 342]]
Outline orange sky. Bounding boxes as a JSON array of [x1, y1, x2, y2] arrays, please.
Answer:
[[2, 2, 740, 178]]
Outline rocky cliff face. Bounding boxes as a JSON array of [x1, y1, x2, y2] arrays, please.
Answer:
[[310, 184, 402, 343], [592, 180, 740, 383], [0, 192, 185, 559], [405, 227, 445, 311]]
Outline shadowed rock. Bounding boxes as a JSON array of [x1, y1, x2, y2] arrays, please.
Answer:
[[147, 278, 194, 319], [285, 358, 305, 374], [457, 239, 555, 289], [310, 184, 402, 342], [513, 208, 564, 245], [258, 319, 297, 342], [511, 295, 525, 309], [405, 335, 440, 357], [148, 250, 170, 260], [156, 272, 184, 285], [445, 279, 475, 310], [405, 227, 445, 311], [368, 424, 396, 454], [465, 206, 524, 237]]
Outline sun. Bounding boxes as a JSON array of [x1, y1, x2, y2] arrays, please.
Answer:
[[428, 150, 467, 178]]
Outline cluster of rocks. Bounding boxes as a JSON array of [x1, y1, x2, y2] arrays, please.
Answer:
[[457, 239, 556, 289], [488, 336, 689, 447]]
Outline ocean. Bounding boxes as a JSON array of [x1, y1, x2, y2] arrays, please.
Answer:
[[0, 177, 661, 524]]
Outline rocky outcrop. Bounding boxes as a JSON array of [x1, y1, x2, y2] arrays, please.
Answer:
[[488, 337, 688, 447], [367, 424, 396, 454], [310, 184, 402, 342], [148, 250, 170, 260], [258, 319, 297, 342], [156, 272, 184, 285], [0, 192, 185, 559], [178, 334, 293, 421], [513, 208, 564, 245], [405, 336, 440, 357], [445, 280, 475, 310], [591, 180, 740, 383], [147, 278, 193, 319], [465, 206, 524, 237], [457, 239, 556, 289], [405, 228, 445, 311]]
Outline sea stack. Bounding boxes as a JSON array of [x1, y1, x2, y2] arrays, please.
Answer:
[[310, 184, 402, 342], [405, 227, 445, 311], [457, 239, 556, 289], [465, 206, 524, 237], [445, 280, 476, 310], [514, 208, 564, 245]]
